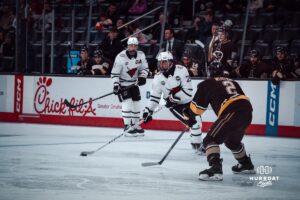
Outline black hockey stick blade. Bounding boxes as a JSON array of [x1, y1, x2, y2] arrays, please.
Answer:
[[141, 162, 161, 167], [80, 151, 95, 156], [141, 128, 187, 167], [64, 99, 76, 108]]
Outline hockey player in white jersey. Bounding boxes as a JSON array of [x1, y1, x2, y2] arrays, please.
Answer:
[[111, 37, 149, 137], [142, 51, 204, 154]]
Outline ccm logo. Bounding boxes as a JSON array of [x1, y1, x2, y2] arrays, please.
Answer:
[[16, 78, 22, 113], [268, 83, 277, 126]]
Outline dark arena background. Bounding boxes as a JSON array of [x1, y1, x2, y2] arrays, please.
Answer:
[[0, 0, 299, 199]]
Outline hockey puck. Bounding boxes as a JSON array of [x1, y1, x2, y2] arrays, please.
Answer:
[[80, 152, 87, 156]]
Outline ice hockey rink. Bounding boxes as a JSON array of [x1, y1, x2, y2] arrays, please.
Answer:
[[0, 122, 299, 200]]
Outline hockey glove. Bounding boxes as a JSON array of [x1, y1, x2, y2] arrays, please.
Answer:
[[113, 83, 121, 95], [137, 77, 146, 86], [165, 94, 180, 108], [182, 107, 197, 127], [142, 107, 153, 123]]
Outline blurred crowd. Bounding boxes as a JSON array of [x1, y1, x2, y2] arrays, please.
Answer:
[[0, 0, 299, 84]]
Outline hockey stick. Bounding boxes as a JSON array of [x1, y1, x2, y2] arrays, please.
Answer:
[[80, 132, 124, 156], [195, 40, 210, 77], [64, 85, 135, 108], [80, 106, 164, 157], [141, 127, 188, 167], [64, 92, 114, 108]]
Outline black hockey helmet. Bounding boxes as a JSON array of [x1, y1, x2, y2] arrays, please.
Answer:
[[275, 46, 286, 54], [80, 45, 88, 53], [209, 60, 224, 77], [93, 49, 103, 58], [249, 49, 260, 58]]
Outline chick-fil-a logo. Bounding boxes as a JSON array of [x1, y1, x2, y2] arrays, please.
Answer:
[[34, 76, 96, 116]]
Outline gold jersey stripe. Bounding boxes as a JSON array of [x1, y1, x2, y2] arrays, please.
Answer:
[[190, 102, 206, 115], [218, 95, 249, 117]]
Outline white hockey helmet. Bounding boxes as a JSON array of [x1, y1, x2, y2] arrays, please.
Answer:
[[157, 51, 173, 61], [127, 37, 139, 45], [157, 51, 173, 72]]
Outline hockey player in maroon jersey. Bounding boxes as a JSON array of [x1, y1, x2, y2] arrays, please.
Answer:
[[183, 62, 255, 181]]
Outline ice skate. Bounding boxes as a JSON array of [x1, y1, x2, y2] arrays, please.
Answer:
[[199, 165, 223, 181], [124, 125, 138, 137], [135, 125, 145, 136], [199, 157, 223, 181], [232, 155, 256, 174]]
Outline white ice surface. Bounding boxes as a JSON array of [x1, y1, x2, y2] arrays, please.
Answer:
[[0, 122, 300, 200]]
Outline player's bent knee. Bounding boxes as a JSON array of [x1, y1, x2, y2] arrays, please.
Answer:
[[224, 141, 242, 151], [203, 135, 218, 148]]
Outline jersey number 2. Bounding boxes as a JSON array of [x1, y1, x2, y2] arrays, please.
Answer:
[[222, 80, 237, 95]]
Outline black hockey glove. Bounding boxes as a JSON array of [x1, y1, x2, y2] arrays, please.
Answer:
[[113, 83, 121, 95], [142, 107, 153, 123], [182, 107, 197, 127], [137, 77, 146, 86], [165, 94, 180, 108]]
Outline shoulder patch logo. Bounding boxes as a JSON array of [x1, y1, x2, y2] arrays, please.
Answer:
[[175, 76, 181, 81]]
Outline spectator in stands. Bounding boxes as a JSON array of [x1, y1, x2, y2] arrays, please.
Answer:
[[116, 18, 127, 41], [0, 32, 15, 57], [106, 2, 119, 26], [206, 21, 220, 61], [95, 13, 113, 29], [185, 11, 212, 44], [99, 27, 123, 62], [209, 50, 232, 77], [33, 2, 53, 31], [128, 0, 147, 15], [181, 51, 205, 77], [0, 7, 15, 31], [149, 13, 169, 45], [161, 27, 184, 61], [0, 32, 14, 72], [235, 49, 271, 78], [127, 22, 148, 44], [202, 10, 214, 32], [293, 54, 300, 77], [0, 29, 4, 48], [209, 26, 237, 74], [95, 13, 113, 41], [89, 49, 112, 76], [185, 16, 206, 44], [75, 46, 95, 75], [271, 46, 298, 85], [249, 0, 264, 13]]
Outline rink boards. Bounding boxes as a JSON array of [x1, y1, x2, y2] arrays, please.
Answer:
[[0, 74, 299, 138]]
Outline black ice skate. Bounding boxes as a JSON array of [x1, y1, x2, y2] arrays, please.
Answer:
[[199, 158, 223, 181], [124, 125, 138, 137], [232, 155, 256, 174], [135, 125, 145, 136]]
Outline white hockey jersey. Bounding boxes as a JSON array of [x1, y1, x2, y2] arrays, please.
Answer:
[[147, 64, 194, 111], [111, 50, 149, 86]]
